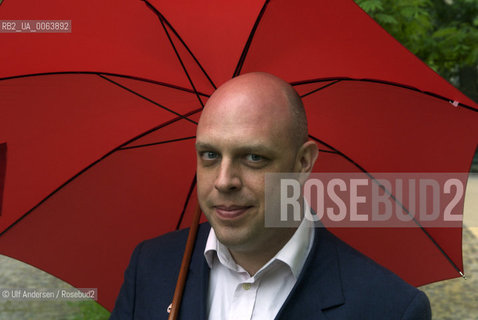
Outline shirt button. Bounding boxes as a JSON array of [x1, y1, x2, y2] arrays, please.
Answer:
[[242, 283, 251, 290]]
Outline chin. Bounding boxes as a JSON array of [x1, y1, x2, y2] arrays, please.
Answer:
[[214, 226, 249, 247]]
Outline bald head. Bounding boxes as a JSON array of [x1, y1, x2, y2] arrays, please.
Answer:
[[199, 72, 308, 149]]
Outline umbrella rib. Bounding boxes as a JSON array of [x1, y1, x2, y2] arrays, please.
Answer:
[[2, 72, 475, 112], [142, 1, 205, 108], [158, 16, 204, 108], [233, 0, 270, 77], [300, 80, 342, 98], [97, 74, 198, 125], [176, 174, 198, 230], [119, 136, 196, 151], [293, 78, 478, 112], [142, 0, 217, 90], [374, 179, 466, 279], [309, 134, 370, 175], [0, 146, 120, 238], [318, 149, 339, 154], [0, 109, 201, 238], [0, 71, 210, 98], [120, 108, 201, 149], [309, 134, 465, 277], [357, 78, 478, 113]]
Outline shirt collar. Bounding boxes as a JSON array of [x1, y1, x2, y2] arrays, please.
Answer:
[[204, 203, 315, 279]]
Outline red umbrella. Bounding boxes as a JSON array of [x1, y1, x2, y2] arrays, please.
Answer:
[[1, 0, 477, 311], [0, 143, 5, 216]]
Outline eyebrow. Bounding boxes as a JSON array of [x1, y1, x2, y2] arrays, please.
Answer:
[[195, 142, 216, 151], [195, 141, 277, 155]]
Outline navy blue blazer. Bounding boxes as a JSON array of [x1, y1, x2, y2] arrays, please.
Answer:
[[110, 223, 431, 319]]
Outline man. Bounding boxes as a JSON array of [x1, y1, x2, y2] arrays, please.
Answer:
[[110, 72, 431, 319]]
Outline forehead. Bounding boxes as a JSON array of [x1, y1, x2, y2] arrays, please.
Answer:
[[196, 110, 279, 150], [196, 90, 293, 149]]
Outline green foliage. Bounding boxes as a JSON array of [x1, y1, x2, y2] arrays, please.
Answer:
[[355, 0, 478, 102], [355, 0, 433, 52]]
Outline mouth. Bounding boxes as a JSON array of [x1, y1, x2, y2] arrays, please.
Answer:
[[214, 205, 252, 220]]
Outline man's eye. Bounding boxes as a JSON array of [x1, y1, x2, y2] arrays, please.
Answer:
[[201, 152, 218, 160], [246, 154, 263, 162]]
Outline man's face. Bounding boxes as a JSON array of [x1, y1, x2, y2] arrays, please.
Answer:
[[195, 82, 300, 256]]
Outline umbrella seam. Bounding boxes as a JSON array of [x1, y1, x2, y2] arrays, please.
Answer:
[[119, 136, 196, 151], [0, 109, 201, 238], [309, 134, 465, 277], [1, 72, 474, 111], [176, 175, 198, 230], [292, 78, 478, 112], [300, 80, 342, 98], [120, 108, 201, 149], [98, 74, 198, 125], [141, 0, 217, 90], [318, 149, 339, 154], [143, 0, 205, 109], [0, 71, 210, 97], [233, 0, 270, 77]]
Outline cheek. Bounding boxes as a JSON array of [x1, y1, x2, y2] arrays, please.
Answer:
[[196, 180, 209, 198], [243, 175, 266, 200], [196, 170, 214, 196]]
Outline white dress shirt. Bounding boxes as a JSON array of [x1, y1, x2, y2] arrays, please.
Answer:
[[204, 215, 315, 320]]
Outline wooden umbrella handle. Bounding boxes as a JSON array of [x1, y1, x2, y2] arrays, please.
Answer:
[[168, 205, 202, 320]]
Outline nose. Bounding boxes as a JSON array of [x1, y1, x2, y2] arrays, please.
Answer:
[[215, 158, 242, 192]]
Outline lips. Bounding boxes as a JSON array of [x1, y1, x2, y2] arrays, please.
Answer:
[[214, 205, 252, 220]]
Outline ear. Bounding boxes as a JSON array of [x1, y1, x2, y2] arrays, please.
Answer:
[[294, 140, 319, 174]]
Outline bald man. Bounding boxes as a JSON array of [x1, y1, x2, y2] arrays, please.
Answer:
[[110, 73, 431, 320]]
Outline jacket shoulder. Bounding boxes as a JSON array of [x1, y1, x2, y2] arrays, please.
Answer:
[[278, 226, 431, 319], [324, 228, 431, 319], [110, 223, 211, 320]]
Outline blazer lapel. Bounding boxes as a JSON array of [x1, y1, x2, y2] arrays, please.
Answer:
[[275, 225, 345, 319]]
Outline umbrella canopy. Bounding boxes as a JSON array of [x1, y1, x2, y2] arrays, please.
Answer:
[[1, 0, 477, 311], [0, 143, 5, 216]]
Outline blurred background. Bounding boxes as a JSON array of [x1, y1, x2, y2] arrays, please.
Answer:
[[355, 0, 478, 103]]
